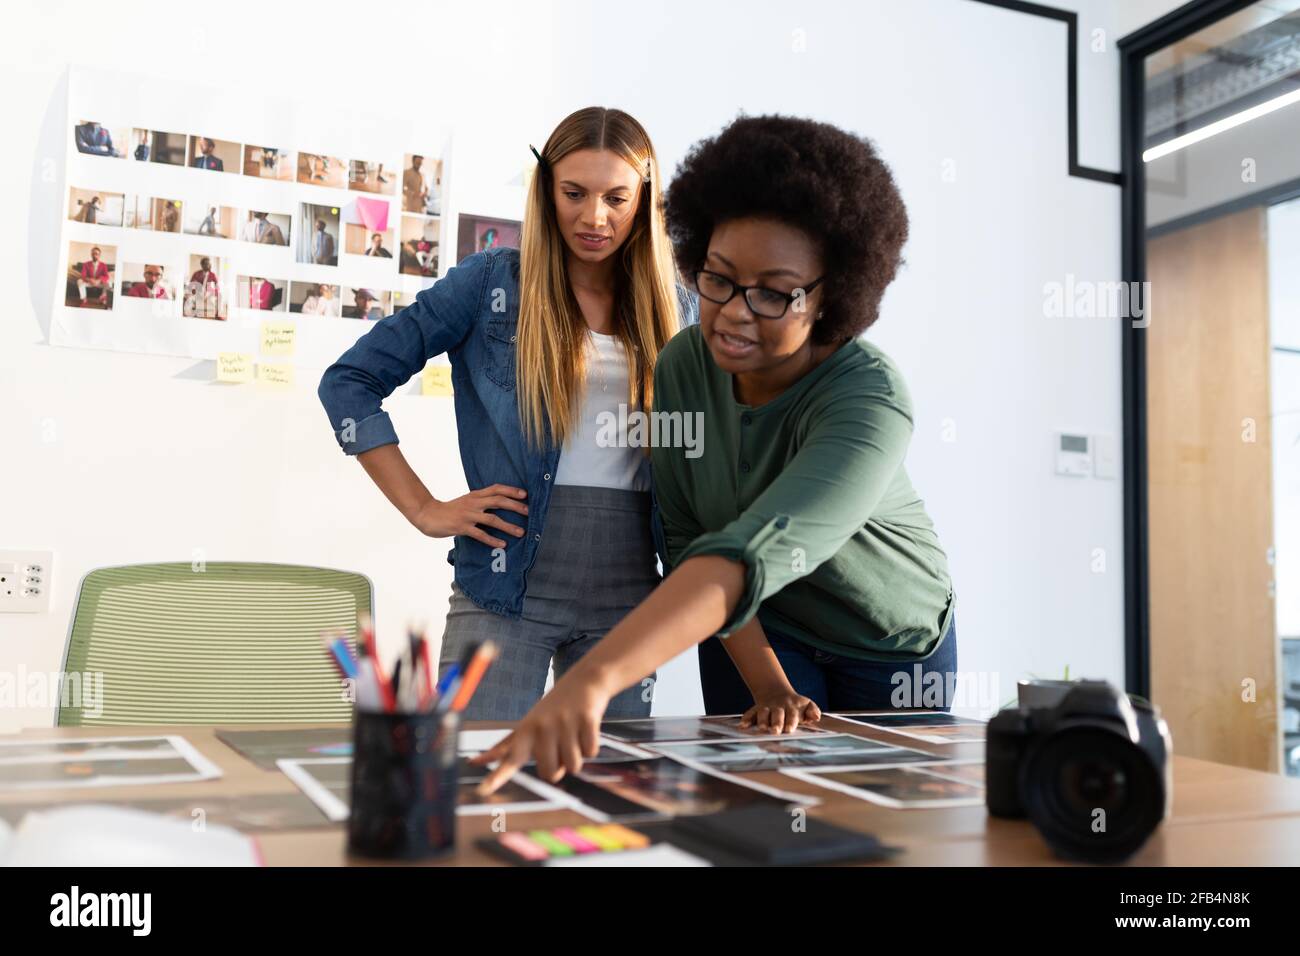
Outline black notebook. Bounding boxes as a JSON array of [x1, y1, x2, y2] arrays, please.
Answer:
[[668, 805, 902, 866]]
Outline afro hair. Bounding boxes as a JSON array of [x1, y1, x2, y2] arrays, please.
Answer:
[[664, 114, 909, 343]]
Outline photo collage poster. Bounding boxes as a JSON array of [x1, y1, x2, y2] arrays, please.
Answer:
[[52, 67, 451, 374]]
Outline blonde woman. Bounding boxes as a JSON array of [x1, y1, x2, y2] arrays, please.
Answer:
[[318, 107, 693, 719]]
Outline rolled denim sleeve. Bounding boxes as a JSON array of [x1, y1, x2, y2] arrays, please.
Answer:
[[317, 252, 488, 455], [675, 392, 915, 637]]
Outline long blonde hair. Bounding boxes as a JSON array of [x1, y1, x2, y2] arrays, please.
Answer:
[[517, 107, 681, 448]]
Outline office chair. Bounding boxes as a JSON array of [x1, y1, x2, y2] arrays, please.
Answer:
[[58, 562, 368, 725]]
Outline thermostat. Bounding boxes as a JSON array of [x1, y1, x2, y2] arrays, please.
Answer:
[[1055, 433, 1092, 478]]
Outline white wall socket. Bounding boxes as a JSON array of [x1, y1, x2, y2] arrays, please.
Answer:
[[0, 550, 54, 614]]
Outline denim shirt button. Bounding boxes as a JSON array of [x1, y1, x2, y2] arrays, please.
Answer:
[[543, 473, 551, 481], [534, 533, 541, 541]]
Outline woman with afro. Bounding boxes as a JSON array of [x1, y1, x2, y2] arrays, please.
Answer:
[[478, 115, 956, 794]]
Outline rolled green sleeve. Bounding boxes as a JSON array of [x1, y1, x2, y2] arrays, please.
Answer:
[[674, 396, 914, 637]]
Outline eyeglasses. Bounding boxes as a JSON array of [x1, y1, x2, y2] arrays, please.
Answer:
[[694, 269, 825, 319]]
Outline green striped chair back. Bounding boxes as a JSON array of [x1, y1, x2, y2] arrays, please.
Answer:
[[59, 562, 368, 725]]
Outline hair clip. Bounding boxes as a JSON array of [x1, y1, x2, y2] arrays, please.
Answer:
[[642, 158, 652, 184], [530, 144, 549, 174]]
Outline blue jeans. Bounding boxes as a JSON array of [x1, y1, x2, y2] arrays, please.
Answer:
[[698, 614, 958, 713]]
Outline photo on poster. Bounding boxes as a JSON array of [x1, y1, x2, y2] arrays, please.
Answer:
[[401, 153, 442, 215], [298, 151, 346, 189], [600, 715, 829, 744], [239, 210, 291, 245], [290, 281, 341, 316], [399, 215, 439, 277], [236, 275, 288, 312], [0, 735, 221, 792], [125, 195, 182, 232], [342, 196, 391, 252], [456, 214, 521, 263], [243, 144, 294, 181], [119, 261, 176, 302], [148, 130, 188, 166], [298, 203, 339, 266], [129, 128, 153, 162], [342, 287, 389, 320], [182, 253, 227, 320], [347, 224, 395, 258], [67, 187, 124, 226], [65, 241, 115, 309], [647, 733, 901, 773], [839, 711, 987, 745], [183, 203, 237, 239], [348, 158, 396, 195], [780, 765, 986, 809], [73, 119, 127, 157], [187, 135, 240, 173]]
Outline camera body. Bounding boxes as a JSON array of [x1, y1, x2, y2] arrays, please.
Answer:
[[986, 679, 1172, 862]]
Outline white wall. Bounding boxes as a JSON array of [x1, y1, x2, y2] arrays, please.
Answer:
[[1269, 197, 1300, 640], [0, 0, 1183, 730]]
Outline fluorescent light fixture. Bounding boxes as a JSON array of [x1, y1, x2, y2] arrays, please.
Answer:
[[1142, 86, 1300, 162]]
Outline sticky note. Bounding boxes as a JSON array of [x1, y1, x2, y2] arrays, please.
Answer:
[[216, 352, 253, 383], [421, 365, 452, 396], [257, 362, 294, 386], [261, 320, 296, 356]]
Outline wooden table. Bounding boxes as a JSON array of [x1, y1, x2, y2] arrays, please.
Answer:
[[6, 716, 1300, 865]]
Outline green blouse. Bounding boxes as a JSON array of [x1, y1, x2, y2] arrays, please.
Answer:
[[651, 324, 954, 661]]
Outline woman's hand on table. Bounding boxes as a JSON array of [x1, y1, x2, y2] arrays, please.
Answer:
[[739, 689, 822, 734]]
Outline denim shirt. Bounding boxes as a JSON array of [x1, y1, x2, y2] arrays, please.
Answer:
[[317, 247, 697, 619]]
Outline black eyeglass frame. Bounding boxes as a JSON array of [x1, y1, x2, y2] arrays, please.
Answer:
[[692, 269, 826, 319]]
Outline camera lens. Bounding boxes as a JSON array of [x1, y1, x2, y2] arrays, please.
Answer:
[[1021, 725, 1164, 862]]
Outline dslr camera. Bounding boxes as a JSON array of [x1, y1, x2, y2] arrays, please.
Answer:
[[986, 679, 1172, 862]]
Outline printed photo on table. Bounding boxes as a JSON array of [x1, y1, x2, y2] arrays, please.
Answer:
[[147, 131, 188, 167], [187, 135, 239, 173], [781, 765, 985, 809], [346, 224, 394, 258], [182, 253, 227, 320], [239, 210, 290, 245], [647, 733, 900, 773], [298, 203, 339, 266], [298, 151, 346, 189], [399, 214, 439, 277], [341, 287, 389, 320], [119, 262, 176, 301], [289, 281, 340, 316], [125, 195, 182, 232], [183, 203, 236, 239], [348, 158, 396, 195], [243, 144, 294, 181], [455, 213, 520, 263], [237, 275, 287, 312], [67, 187, 124, 227], [401, 153, 441, 215], [73, 120, 127, 158], [65, 241, 115, 309]]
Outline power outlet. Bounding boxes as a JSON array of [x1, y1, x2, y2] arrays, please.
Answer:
[[0, 550, 54, 614]]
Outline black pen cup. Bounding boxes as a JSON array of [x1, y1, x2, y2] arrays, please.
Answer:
[[347, 708, 460, 861]]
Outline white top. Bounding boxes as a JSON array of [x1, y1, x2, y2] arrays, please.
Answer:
[[553, 330, 651, 492]]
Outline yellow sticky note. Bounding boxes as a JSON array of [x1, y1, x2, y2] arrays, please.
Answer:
[[257, 362, 294, 386], [261, 320, 296, 356], [217, 352, 254, 383], [421, 365, 453, 396]]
